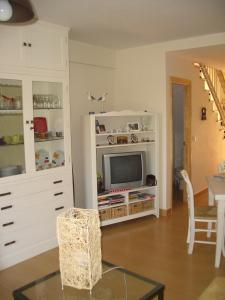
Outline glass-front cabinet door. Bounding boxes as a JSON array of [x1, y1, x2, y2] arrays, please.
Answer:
[[32, 81, 65, 172], [0, 78, 26, 178]]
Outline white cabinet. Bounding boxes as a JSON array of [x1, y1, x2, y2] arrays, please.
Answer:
[[0, 26, 24, 67], [0, 21, 68, 71], [84, 111, 159, 226], [0, 22, 73, 270]]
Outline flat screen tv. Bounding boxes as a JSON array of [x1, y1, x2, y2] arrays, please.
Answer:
[[102, 151, 146, 190]]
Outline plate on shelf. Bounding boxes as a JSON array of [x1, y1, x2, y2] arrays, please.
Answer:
[[35, 149, 50, 170], [52, 150, 65, 167]]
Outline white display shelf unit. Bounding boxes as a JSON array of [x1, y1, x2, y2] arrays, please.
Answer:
[[84, 110, 159, 226]]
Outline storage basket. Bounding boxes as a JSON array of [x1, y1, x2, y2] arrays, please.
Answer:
[[99, 208, 111, 221], [129, 202, 143, 214], [142, 200, 154, 211], [57, 208, 102, 290], [111, 205, 127, 219]]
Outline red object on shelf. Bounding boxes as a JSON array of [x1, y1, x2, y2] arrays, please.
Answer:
[[34, 117, 48, 133]]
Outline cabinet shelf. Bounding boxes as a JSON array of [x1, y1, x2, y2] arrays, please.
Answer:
[[129, 198, 155, 204], [96, 141, 155, 149], [98, 185, 156, 199], [0, 110, 23, 115], [0, 142, 24, 147], [96, 130, 154, 137], [35, 137, 64, 143], [98, 202, 126, 210], [33, 107, 63, 110]]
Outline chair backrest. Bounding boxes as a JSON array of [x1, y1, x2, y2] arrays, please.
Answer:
[[180, 170, 195, 222], [218, 161, 225, 173]]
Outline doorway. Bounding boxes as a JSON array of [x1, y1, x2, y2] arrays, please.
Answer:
[[171, 77, 191, 204]]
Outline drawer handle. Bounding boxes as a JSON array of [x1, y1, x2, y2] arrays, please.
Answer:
[[3, 221, 14, 227], [4, 241, 16, 247], [53, 180, 63, 184], [54, 192, 63, 196], [0, 192, 11, 197], [55, 206, 64, 211], [1, 205, 13, 210]]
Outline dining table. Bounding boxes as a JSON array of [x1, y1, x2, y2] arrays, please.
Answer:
[[207, 175, 225, 268]]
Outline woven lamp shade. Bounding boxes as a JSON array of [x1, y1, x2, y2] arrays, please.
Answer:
[[57, 208, 102, 290]]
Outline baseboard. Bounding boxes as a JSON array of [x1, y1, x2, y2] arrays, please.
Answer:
[[160, 208, 172, 216]]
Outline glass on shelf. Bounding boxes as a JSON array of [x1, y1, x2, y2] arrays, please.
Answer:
[[33, 94, 62, 109]]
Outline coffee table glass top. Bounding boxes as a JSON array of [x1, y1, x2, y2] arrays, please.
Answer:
[[13, 261, 164, 300]]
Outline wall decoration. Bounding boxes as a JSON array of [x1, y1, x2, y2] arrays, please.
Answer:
[[201, 107, 207, 120], [88, 91, 108, 113], [57, 208, 102, 290]]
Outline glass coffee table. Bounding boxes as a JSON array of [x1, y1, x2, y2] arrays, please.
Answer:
[[13, 261, 165, 300]]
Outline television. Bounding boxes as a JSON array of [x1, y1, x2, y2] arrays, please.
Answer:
[[102, 151, 146, 190]]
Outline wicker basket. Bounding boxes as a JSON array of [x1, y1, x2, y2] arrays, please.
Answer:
[[99, 208, 111, 221], [129, 202, 143, 214], [57, 208, 102, 290], [111, 205, 127, 219], [142, 200, 154, 211]]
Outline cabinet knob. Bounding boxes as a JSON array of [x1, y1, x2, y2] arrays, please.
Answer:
[[28, 43, 32, 47], [30, 120, 34, 124], [53, 180, 63, 184], [0, 192, 11, 197], [4, 241, 16, 247], [26, 120, 30, 124], [23, 42, 27, 47], [1, 205, 12, 211], [55, 206, 64, 211], [2, 221, 14, 227], [30, 127, 34, 130]]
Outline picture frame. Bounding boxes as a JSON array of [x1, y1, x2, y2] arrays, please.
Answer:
[[99, 124, 106, 133], [127, 122, 140, 132], [96, 124, 106, 134]]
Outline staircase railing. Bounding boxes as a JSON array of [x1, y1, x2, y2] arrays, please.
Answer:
[[198, 63, 225, 127]]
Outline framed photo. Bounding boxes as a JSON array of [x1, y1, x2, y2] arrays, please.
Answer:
[[127, 122, 140, 132], [96, 124, 105, 134], [99, 124, 106, 133]]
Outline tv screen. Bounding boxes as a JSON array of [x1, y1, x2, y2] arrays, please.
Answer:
[[103, 151, 146, 190], [110, 155, 142, 184]]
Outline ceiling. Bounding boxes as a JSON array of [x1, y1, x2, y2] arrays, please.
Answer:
[[170, 44, 225, 71], [32, 0, 225, 49]]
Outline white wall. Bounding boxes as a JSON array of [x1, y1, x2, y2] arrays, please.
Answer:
[[167, 54, 225, 194], [69, 40, 116, 207], [114, 32, 225, 209]]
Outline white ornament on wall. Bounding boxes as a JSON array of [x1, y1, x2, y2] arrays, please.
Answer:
[[87, 92, 108, 112]]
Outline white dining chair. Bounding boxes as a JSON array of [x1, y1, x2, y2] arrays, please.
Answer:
[[218, 161, 225, 173], [180, 170, 217, 254]]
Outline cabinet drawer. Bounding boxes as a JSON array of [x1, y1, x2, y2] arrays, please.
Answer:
[[0, 173, 72, 200], [0, 220, 58, 256], [0, 185, 73, 229]]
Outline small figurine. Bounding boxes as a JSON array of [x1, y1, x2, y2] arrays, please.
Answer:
[[131, 134, 138, 143]]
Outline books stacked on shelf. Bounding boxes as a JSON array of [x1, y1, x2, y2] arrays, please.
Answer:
[[129, 191, 155, 201], [98, 194, 125, 208]]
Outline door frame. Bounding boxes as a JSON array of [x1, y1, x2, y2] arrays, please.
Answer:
[[170, 77, 192, 202]]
